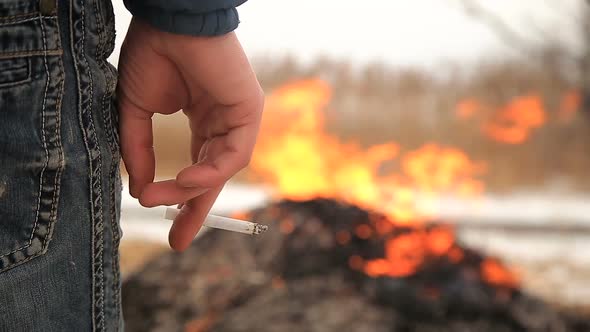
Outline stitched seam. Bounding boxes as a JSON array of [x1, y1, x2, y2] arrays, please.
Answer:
[[0, 50, 61, 55], [69, 3, 99, 330], [93, 0, 105, 44], [106, 104, 121, 330], [109, 168, 121, 322], [107, 66, 121, 331], [0, 13, 38, 20], [0, 16, 62, 59], [0, 58, 31, 88], [69, 1, 103, 330], [0, 12, 54, 21], [77, 2, 106, 330], [44, 9, 66, 254], [89, 2, 106, 329], [0, 9, 65, 274], [0, 50, 62, 58], [0, 15, 51, 260], [93, 0, 122, 327], [105, 70, 122, 332], [31, 15, 50, 249], [0, 75, 31, 88], [0, 15, 56, 26]]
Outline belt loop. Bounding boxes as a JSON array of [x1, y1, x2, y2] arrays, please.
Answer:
[[39, 0, 57, 15]]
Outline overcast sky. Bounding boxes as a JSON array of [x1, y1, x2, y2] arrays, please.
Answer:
[[110, 0, 583, 71]]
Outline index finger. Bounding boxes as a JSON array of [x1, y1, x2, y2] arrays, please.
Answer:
[[176, 121, 258, 188], [168, 186, 224, 251]]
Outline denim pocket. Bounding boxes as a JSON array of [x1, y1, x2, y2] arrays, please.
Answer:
[[0, 13, 64, 273], [0, 58, 30, 87]]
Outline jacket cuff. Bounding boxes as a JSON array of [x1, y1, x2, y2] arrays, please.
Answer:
[[124, 0, 242, 36]]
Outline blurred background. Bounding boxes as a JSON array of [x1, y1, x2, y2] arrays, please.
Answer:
[[111, 1, 590, 331]]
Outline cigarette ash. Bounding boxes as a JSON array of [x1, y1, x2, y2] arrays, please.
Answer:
[[122, 199, 590, 332]]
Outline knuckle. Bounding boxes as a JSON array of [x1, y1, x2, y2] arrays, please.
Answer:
[[255, 86, 265, 109], [231, 153, 250, 171], [239, 154, 252, 169], [246, 84, 265, 112]]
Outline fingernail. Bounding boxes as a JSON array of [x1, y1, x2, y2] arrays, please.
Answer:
[[177, 180, 198, 188]]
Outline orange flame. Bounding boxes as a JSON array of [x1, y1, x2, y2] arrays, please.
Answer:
[[250, 79, 503, 280], [482, 95, 546, 144], [558, 90, 582, 122], [455, 98, 481, 119], [363, 227, 460, 278], [481, 259, 519, 288], [456, 94, 551, 144], [251, 79, 486, 223], [251, 80, 399, 208], [426, 226, 455, 256], [401, 144, 486, 197]]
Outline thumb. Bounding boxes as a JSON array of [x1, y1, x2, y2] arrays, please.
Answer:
[[119, 97, 156, 198]]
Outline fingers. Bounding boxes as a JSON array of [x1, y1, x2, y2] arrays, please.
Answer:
[[175, 154, 244, 189], [168, 186, 224, 252], [139, 180, 208, 207], [176, 123, 257, 188], [119, 99, 156, 198], [116, 28, 264, 223], [139, 137, 250, 207]]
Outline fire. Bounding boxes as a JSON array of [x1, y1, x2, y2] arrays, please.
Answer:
[[279, 218, 296, 234], [336, 230, 351, 245], [363, 227, 461, 278], [481, 259, 519, 288], [377, 144, 486, 224], [354, 224, 373, 239], [401, 144, 486, 197], [250, 79, 520, 283], [455, 98, 481, 119], [483, 95, 546, 144], [426, 226, 455, 256], [251, 80, 399, 207], [455, 94, 555, 144], [348, 255, 364, 271], [558, 90, 582, 121], [251, 79, 485, 223]]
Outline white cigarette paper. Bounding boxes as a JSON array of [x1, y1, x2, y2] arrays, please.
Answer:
[[164, 208, 268, 235]]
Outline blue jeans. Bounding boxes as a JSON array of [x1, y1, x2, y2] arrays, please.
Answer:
[[0, 0, 123, 331]]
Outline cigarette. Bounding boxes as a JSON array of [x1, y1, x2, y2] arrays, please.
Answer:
[[164, 208, 268, 235]]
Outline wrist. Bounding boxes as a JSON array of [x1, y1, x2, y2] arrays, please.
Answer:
[[124, 0, 242, 37]]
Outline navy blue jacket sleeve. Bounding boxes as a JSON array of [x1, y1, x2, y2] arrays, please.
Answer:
[[124, 0, 247, 36]]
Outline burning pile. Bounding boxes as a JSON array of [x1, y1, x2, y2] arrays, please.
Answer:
[[122, 199, 589, 331], [122, 80, 589, 331]]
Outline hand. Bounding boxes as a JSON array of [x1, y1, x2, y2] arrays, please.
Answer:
[[117, 19, 264, 251]]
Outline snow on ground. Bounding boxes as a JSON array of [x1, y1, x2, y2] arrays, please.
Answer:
[[429, 193, 590, 225], [122, 182, 590, 244], [120, 182, 590, 306], [121, 182, 590, 270]]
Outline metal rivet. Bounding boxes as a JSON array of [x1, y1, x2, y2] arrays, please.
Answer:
[[39, 0, 56, 15]]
